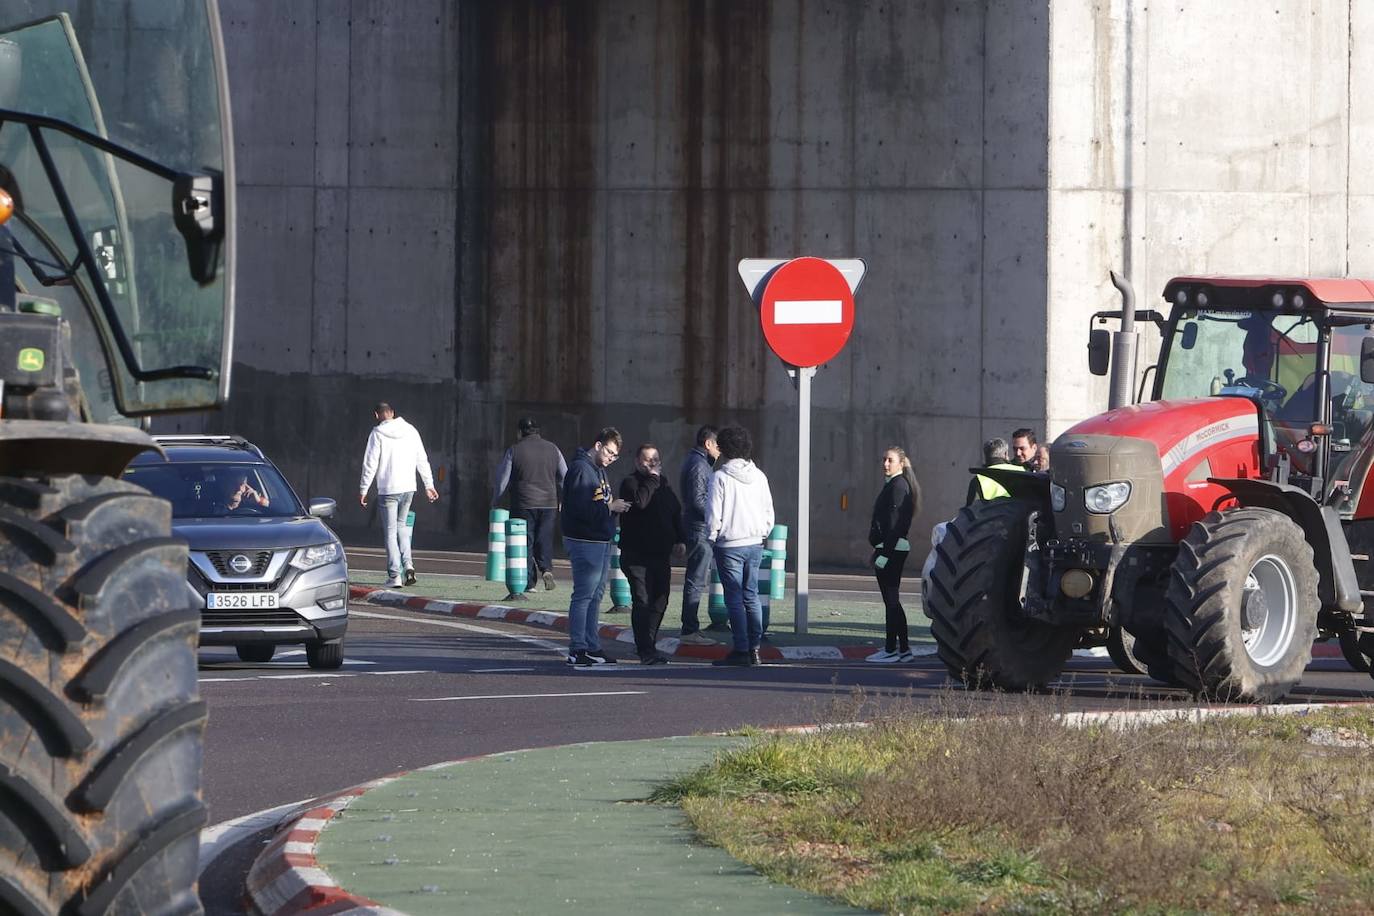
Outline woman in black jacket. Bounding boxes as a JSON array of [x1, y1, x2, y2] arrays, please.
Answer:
[[866, 446, 921, 663]]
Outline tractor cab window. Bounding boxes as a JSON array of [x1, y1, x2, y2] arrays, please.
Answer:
[[1161, 309, 1319, 420]]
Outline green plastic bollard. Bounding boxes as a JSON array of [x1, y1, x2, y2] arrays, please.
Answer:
[[505, 517, 529, 596], [759, 548, 771, 635], [610, 533, 631, 609], [486, 508, 509, 582], [767, 524, 788, 600]]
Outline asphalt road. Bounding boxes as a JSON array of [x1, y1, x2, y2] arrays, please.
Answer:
[[197, 600, 1374, 912]]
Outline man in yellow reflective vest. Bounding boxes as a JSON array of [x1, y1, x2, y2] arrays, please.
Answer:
[[965, 437, 1025, 505]]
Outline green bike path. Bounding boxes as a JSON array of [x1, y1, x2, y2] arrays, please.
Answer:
[[316, 736, 853, 913]]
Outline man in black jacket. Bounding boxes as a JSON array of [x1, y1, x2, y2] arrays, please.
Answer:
[[561, 427, 630, 667], [619, 444, 687, 663], [492, 417, 567, 591], [676, 425, 720, 645]]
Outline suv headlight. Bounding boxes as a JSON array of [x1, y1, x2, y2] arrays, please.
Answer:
[[291, 541, 342, 571], [1084, 481, 1131, 514], [1050, 482, 1067, 512]]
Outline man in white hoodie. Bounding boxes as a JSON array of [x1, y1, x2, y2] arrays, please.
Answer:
[[706, 425, 775, 667], [359, 402, 439, 587]]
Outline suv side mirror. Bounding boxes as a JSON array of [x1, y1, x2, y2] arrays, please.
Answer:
[[1088, 328, 1111, 376], [308, 497, 336, 518], [1362, 337, 1374, 384]]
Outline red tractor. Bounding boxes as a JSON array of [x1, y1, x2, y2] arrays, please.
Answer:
[[927, 275, 1374, 703]]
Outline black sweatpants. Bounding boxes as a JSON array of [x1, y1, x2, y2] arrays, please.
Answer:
[[875, 551, 909, 652], [623, 551, 672, 658]]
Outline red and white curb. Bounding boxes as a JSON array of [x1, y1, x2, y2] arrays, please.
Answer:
[[348, 585, 883, 661], [245, 777, 408, 915], [349, 585, 1344, 662]]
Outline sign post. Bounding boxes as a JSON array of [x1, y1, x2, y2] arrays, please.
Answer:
[[738, 257, 865, 636]]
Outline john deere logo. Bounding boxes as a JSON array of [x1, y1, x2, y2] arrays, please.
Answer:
[[17, 348, 44, 373]]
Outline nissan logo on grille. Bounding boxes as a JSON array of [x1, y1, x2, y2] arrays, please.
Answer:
[[228, 554, 253, 574]]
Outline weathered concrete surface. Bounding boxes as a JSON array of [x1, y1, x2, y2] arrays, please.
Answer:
[[167, 0, 1372, 565], [1045, 0, 1367, 438]]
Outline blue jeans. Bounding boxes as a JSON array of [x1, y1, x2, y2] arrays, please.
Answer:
[[713, 543, 763, 653], [679, 522, 712, 634], [564, 537, 610, 653], [379, 491, 414, 580]]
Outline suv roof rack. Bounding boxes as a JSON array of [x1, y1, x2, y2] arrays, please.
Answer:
[[153, 434, 265, 459]]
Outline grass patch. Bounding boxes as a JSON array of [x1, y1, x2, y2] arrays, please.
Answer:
[[654, 693, 1374, 914]]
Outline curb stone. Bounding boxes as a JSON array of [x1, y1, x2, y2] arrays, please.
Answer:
[[244, 777, 410, 916], [348, 585, 1343, 661]]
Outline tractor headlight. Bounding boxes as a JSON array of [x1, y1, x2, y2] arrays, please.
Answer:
[[1050, 482, 1067, 512], [1084, 481, 1131, 514], [291, 541, 342, 571]]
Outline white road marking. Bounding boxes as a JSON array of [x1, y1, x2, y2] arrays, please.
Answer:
[[199, 670, 431, 683], [350, 608, 566, 654], [199, 797, 311, 876], [470, 667, 537, 673], [412, 690, 646, 703]]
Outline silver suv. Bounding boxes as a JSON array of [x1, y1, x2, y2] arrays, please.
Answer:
[[125, 436, 349, 668]]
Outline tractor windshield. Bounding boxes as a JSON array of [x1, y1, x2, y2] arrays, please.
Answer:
[[1160, 309, 1329, 421], [1160, 308, 1374, 478], [0, 2, 233, 418]]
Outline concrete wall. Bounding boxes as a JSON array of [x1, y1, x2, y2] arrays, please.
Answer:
[[167, 0, 1370, 567], [170, 0, 1051, 564], [1044, 0, 1370, 436]]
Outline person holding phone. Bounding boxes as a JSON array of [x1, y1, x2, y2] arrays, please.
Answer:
[[561, 427, 631, 667]]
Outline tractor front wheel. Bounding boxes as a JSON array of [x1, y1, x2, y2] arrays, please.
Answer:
[[926, 498, 1080, 690], [1106, 625, 1148, 676], [1164, 507, 1317, 703]]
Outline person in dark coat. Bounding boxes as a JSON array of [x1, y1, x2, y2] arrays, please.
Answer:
[[866, 446, 921, 663], [676, 424, 720, 644], [492, 417, 568, 592], [619, 444, 687, 663]]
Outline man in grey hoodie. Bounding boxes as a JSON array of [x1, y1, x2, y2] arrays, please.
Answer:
[[706, 425, 775, 667]]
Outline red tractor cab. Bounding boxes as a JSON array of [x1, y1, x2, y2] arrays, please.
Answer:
[[927, 276, 1374, 702]]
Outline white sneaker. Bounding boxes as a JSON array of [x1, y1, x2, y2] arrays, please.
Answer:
[[382, 577, 403, 588], [866, 649, 902, 663], [898, 648, 916, 662]]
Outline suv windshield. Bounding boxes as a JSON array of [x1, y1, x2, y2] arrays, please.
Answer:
[[125, 462, 304, 520], [0, 2, 233, 416]]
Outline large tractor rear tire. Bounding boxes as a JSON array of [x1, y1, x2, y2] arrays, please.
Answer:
[[1164, 507, 1317, 703], [926, 498, 1079, 690], [0, 474, 205, 915]]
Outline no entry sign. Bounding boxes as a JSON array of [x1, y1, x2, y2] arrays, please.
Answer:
[[758, 257, 856, 367]]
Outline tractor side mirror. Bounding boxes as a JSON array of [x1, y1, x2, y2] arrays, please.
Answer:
[[1180, 321, 1199, 350], [1361, 337, 1374, 384], [1088, 329, 1111, 376]]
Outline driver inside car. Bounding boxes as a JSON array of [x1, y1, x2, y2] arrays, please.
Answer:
[[224, 472, 269, 511]]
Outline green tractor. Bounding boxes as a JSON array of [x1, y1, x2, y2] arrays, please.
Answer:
[[0, 3, 234, 912]]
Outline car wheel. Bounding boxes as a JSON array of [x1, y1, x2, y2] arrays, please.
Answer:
[[235, 644, 275, 664], [306, 637, 344, 670]]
